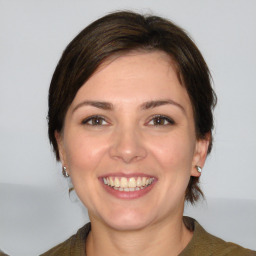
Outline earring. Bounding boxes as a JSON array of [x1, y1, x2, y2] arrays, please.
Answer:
[[196, 165, 202, 173], [62, 166, 69, 177]]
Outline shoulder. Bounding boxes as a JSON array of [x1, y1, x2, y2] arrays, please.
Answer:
[[181, 217, 256, 256], [40, 223, 91, 256], [0, 250, 9, 256]]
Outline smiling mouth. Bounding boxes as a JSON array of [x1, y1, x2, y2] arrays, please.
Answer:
[[102, 176, 155, 192]]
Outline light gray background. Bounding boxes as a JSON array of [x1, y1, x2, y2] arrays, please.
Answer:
[[0, 0, 255, 255]]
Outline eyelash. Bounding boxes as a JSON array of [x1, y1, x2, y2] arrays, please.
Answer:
[[147, 115, 175, 126], [81, 115, 175, 127], [81, 115, 108, 126]]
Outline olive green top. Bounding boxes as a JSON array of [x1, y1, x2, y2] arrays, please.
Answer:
[[0, 250, 9, 256], [41, 217, 256, 256]]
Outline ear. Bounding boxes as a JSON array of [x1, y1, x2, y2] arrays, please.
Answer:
[[191, 132, 211, 177], [55, 131, 67, 166]]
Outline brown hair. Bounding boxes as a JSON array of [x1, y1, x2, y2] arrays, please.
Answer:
[[48, 11, 217, 204]]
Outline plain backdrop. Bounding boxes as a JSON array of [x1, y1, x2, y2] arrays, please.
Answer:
[[0, 0, 256, 255]]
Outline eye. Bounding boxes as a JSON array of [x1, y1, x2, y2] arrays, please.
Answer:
[[81, 115, 109, 126], [147, 115, 175, 126]]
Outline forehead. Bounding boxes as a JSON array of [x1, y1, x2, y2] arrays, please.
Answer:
[[98, 50, 181, 82], [70, 51, 191, 112]]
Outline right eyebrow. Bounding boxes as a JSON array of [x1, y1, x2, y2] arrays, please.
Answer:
[[72, 101, 113, 113]]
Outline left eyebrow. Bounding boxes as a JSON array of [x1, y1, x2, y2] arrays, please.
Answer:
[[140, 99, 185, 114]]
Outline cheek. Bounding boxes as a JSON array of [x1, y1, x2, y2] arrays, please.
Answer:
[[145, 132, 196, 209], [149, 132, 196, 171], [64, 130, 108, 174]]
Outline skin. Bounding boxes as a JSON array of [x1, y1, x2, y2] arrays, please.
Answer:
[[56, 51, 209, 256]]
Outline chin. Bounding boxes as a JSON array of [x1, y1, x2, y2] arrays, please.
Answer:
[[101, 208, 154, 231], [106, 218, 150, 231]]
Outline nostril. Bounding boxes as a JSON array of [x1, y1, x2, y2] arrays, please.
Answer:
[[108, 133, 147, 163]]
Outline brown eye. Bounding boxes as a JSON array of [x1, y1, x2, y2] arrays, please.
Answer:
[[148, 115, 174, 126], [82, 116, 108, 126]]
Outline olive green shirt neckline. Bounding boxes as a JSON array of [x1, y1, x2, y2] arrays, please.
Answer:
[[41, 216, 256, 256]]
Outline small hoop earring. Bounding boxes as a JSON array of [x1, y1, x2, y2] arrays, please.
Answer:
[[62, 166, 69, 177], [196, 165, 202, 173]]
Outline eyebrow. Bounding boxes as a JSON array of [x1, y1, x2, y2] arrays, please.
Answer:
[[72, 101, 113, 113], [72, 99, 185, 114], [140, 99, 185, 113]]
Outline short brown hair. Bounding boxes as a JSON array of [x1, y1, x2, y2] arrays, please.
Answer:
[[48, 11, 217, 204]]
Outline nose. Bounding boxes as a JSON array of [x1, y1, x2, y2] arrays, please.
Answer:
[[109, 125, 147, 163]]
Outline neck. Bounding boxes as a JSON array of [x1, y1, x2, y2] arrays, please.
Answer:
[[86, 214, 193, 256]]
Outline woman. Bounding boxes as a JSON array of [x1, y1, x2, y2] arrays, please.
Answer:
[[42, 11, 256, 256]]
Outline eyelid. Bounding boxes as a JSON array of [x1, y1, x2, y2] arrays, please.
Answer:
[[146, 114, 175, 126], [81, 114, 174, 126], [81, 115, 110, 125]]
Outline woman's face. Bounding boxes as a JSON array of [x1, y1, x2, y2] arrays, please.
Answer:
[[56, 51, 208, 230]]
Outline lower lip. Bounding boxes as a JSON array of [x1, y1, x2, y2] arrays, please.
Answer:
[[101, 180, 156, 200]]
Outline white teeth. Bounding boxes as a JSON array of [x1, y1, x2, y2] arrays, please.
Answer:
[[114, 177, 120, 187], [137, 177, 142, 187], [110, 177, 114, 187], [128, 177, 136, 188], [103, 176, 154, 191], [120, 177, 128, 188]]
